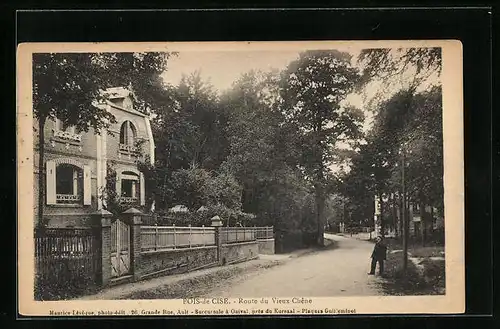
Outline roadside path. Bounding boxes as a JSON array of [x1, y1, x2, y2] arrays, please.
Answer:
[[201, 234, 384, 297]]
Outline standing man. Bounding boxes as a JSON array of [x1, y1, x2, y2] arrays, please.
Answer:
[[368, 236, 387, 276]]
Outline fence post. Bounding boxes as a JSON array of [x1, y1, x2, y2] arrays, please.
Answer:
[[211, 220, 223, 266], [189, 224, 192, 248], [122, 208, 143, 282], [173, 224, 176, 249], [202, 225, 205, 247], [155, 223, 158, 251], [91, 209, 113, 288]]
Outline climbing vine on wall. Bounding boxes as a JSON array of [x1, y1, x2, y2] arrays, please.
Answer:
[[99, 161, 127, 215]]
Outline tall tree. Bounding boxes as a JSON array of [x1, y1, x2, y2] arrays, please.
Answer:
[[219, 70, 317, 240], [279, 50, 364, 245], [358, 47, 441, 83], [142, 71, 230, 210], [357, 47, 442, 108], [152, 71, 228, 171], [342, 85, 443, 244], [33, 52, 172, 226]]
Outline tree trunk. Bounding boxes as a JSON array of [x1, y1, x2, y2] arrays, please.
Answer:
[[379, 194, 385, 237], [402, 149, 408, 274], [37, 117, 46, 228], [430, 206, 434, 235], [313, 120, 325, 247], [398, 193, 403, 242], [315, 184, 325, 247], [420, 200, 426, 247], [392, 193, 398, 238]]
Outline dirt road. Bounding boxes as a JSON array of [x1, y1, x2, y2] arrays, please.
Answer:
[[201, 234, 385, 297]]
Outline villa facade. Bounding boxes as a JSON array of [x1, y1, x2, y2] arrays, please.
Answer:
[[33, 87, 155, 228]]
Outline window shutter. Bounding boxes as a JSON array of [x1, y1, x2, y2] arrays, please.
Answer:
[[140, 172, 145, 206], [46, 160, 56, 205], [83, 165, 92, 205]]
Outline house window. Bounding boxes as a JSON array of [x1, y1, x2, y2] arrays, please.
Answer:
[[53, 118, 81, 142], [46, 160, 92, 206], [55, 119, 76, 134], [119, 121, 139, 155], [119, 172, 140, 205], [55, 164, 83, 204], [117, 171, 146, 206], [120, 121, 137, 146]]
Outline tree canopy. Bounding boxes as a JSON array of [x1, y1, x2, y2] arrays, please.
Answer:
[[34, 47, 444, 248]]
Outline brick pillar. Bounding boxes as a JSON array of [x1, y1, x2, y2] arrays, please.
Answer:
[[214, 226, 223, 265], [92, 209, 113, 287], [211, 216, 223, 266], [123, 208, 143, 281]]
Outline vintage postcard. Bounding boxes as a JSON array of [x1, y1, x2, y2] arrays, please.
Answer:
[[17, 40, 464, 316]]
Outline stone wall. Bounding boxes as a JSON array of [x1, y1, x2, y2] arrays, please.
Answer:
[[75, 210, 275, 291], [257, 238, 275, 255], [136, 246, 218, 280], [220, 241, 259, 265]]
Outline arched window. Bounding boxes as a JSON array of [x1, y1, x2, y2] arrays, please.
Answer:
[[46, 160, 91, 206], [116, 170, 145, 206], [55, 164, 83, 204], [119, 121, 137, 146], [121, 171, 139, 197]]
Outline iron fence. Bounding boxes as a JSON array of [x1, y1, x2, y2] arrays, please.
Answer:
[[34, 227, 99, 300]]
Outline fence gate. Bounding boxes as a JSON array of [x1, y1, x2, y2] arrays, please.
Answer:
[[111, 219, 131, 278]]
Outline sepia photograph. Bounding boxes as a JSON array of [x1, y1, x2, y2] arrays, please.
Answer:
[[17, 41, 464, 315]]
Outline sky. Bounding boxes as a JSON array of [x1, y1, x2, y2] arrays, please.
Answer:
[[162, 50, 362, 105], [161, 50, 368, 175], [159, 48, 439, 174], [161, 49, 370, 132], [162, 50, 303, 92]]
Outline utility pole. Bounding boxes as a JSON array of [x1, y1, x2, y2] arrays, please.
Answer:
[[402, 144, 409, 274]]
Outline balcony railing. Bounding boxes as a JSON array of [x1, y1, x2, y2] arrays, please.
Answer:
[[56, 194, 82, 204], [119, 143, 140, 155], [53, 130, 82, 142], [119, 196, 139, 205]]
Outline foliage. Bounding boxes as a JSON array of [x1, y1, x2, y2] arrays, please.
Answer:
[[278, 50, 365, 244], [358, 47, 442, 82], [33, 52, 173, 129], [152, 71, 229, 172], [33, 52, 173, 224], [34, 47, 445, 253], [357, 47, 442, 109], [340, 86, 444, 237], [218, 70, 317, 234], [144, 166, 245, 223], [99, 162, 127, 215], [168, 167, 213, 210], [33, 53, 115, 131]]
